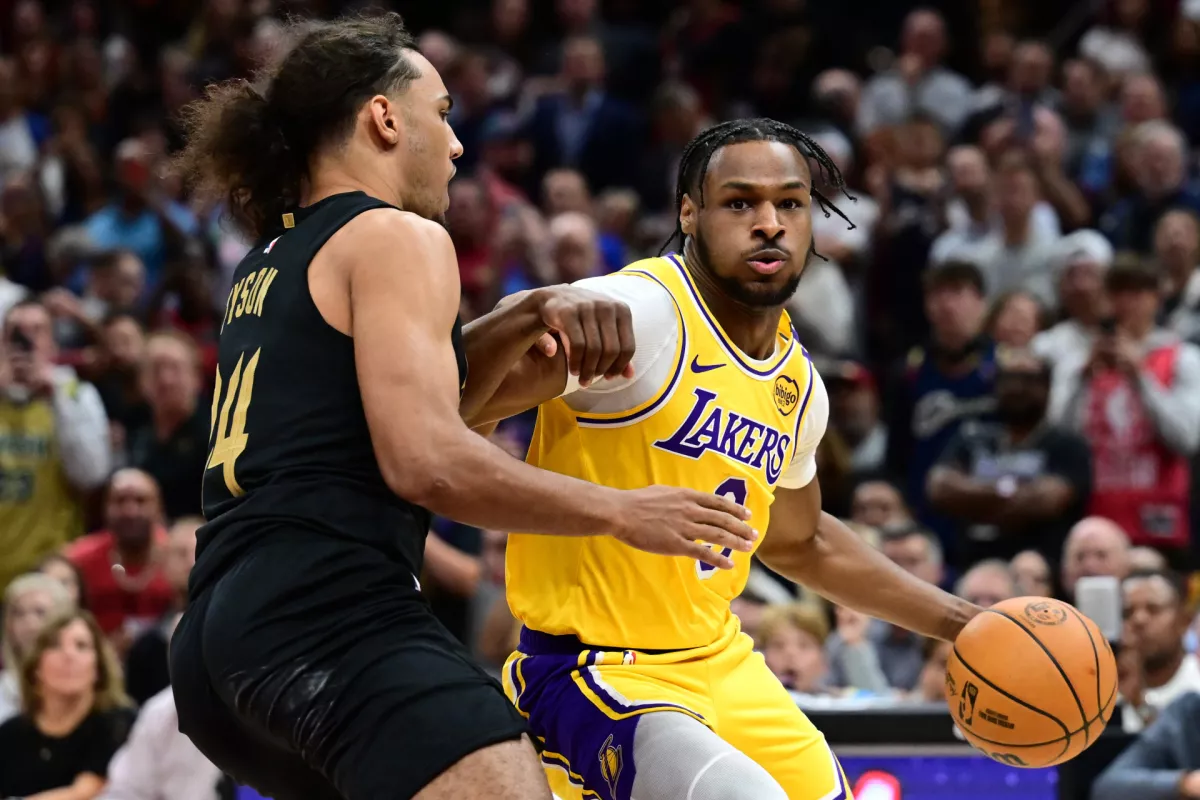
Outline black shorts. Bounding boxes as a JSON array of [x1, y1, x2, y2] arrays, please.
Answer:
[[170, 529, 528, 800]]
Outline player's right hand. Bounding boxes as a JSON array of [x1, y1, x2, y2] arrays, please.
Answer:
[[610, 485, 757, 569]]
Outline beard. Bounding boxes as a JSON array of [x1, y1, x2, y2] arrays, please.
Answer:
[[694, 232, 803, 308]]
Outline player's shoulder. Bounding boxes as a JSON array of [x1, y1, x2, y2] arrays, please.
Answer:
[[341, 207, 451, 251], [573, 262, 678, 327]]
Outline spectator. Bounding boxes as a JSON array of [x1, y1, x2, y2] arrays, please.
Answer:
[[954, 559, 1016, 608], [446, 176, 497, 309], [1130, 545, 1170, 573], [0, 298, 111, 591], [0, 573, 73, 725], [1092, 692, 1200, 800], [0, 610, 134, 800], [123, 516, 199, 705], [1057, 58, 1120, 197], [1079, 0, 1154, 79], [825, 361, 887, 475], [1121, 570, 1200, 732], [927, 347, 1092, 568], [1055, 261, 1200, 556], [93, 313, 150, 460], [38, 552, 86, 610], [127, 331, 208, 520], [46, 250, 146, 353], [99, 684, 224, 800], [1034, 229, 1114, 373], [758, 603, 836, 696], [547, 211, 600, 282], [934, 156, 1060, 306], [827, 525, 944, 692], [541, 168, 592, 217], [1061, 516, 1132, 601], [987, 290, 1045, 348], [848, 478, 910, 530], [1100, 120, 1200, 254], [523, 34, 643, 193], [910, 638, 953, 704], [1011, 549, 1055, 598], [65, 469, 172, 651], [1158, 209, 1200, 342], [885, 261, 997, 559], [856, 9, 974, 136], [81, 138, 198, 284]]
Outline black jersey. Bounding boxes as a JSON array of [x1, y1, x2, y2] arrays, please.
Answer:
[[191, 192, 468, 593]]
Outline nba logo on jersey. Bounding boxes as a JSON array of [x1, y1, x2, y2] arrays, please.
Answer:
[[264, 236, 281, 254]]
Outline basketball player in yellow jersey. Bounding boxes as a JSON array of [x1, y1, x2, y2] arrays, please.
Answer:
[[472, 119, 984, 800]]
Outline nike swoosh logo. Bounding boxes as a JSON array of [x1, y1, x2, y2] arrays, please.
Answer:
[[690, 356, 724, 373]]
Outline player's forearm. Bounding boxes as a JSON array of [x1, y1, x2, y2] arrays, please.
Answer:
[[395, 423, 618, 537], [768, 512, 982, 642], [458, 290, 552, 426]]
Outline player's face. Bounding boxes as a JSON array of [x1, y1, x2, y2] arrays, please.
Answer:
[[396, 51, 462, 223], [681, 141, 813, 309]]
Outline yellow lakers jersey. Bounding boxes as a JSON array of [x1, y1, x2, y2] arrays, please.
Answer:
[[0, 395, 83, 591], [506, 255, 817, 650]]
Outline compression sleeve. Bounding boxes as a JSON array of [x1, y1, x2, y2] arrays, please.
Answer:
[[560, 274, 682, 415]]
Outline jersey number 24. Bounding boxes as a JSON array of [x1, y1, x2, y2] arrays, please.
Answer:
[[206, 348, 261, 497], [696, 477, 748, 580]]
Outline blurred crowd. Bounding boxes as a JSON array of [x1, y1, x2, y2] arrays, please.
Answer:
[[1, 0, 1200, 797]]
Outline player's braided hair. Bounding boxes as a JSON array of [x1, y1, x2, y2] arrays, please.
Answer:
[[662, 118, 855, 256]]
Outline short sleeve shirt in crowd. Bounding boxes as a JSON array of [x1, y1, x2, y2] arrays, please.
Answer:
[[64, 529, 173, 637], [937, 421, 1093, 567], [0, 707, 135, 796]]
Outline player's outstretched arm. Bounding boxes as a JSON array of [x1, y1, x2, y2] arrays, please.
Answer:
[[755, 484, 982, 642], [344, 209, 754, 566], [458, 286, 635, 428]]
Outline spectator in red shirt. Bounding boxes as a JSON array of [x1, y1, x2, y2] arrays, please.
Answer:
[[65, 468, 172, 655]]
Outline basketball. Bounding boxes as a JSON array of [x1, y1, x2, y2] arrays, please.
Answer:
[[944, 597, 1119, 769]]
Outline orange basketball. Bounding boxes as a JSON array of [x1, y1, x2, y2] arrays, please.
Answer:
[[944, 597, 1119, 768]]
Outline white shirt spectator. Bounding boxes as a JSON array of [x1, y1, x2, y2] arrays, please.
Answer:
[[100, 687, 223, 800], [1123, 653, 1200, 733]]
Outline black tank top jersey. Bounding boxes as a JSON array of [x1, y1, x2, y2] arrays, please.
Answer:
[[191, 192, 468, 593]]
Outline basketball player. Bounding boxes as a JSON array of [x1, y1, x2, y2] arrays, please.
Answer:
[[474, 120, 986, 800], [166, 14, 755, 800]]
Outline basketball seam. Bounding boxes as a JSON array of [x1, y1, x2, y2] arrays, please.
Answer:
[[951, 645, 1072, 739], [1064, 605, 1103, 723], [987, 609, 1092, 749]]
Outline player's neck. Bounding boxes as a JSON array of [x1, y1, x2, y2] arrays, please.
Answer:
[[307, 148, 404, 210], [684, 253, 781, 360]]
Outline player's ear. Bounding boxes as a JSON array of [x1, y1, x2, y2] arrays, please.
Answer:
[[679, 193, 697, 237], [367, 95, 402, 147]]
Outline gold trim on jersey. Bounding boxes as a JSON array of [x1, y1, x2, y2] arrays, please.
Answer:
[[666, 254, 796, 380]]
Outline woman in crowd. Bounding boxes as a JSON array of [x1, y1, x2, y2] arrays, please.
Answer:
[[0, 573, 74, 724], [38, 553, 88, 611], [0, 610, 134, 800]]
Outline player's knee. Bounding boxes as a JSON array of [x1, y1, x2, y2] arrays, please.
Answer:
[[688, 751, 788, 800]]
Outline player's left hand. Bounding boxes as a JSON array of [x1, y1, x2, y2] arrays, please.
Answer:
[[531, 286, 636, 388]]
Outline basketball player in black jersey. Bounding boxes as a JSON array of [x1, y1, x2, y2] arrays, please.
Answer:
[[167, 13, 757, 800]]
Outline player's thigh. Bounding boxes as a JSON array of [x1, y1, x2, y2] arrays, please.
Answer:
[[171, 592, 342, 800], [198, 540, 533, 799], [713, 645, 852, 800], [630, 711, 788, 800], [414, 734, 552, 800]]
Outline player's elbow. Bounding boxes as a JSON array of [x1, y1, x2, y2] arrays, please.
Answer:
[[380, 458, 457, 509]]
